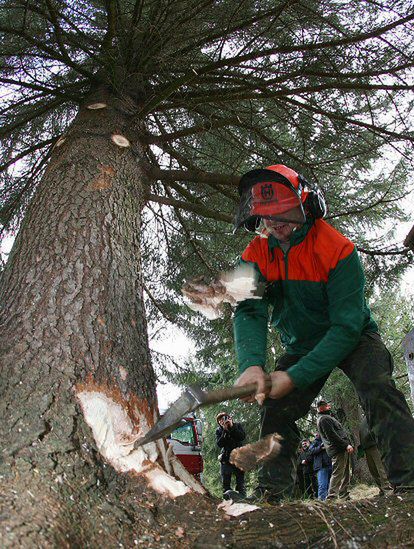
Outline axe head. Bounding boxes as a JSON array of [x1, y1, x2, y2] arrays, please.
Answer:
[[133, 384, 206, 449]]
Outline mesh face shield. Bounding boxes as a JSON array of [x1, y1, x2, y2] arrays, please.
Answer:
[[234, 171, 306, 232]]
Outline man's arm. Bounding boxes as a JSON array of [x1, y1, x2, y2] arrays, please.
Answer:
[[233, 289, 269, 374], [233, 256, 273, 401], [303, 449, 313, 464], [309, 441, 323, 456], [216, 427, 228, 448]]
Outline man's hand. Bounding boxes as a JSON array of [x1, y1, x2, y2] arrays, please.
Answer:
[[268, 371, 295, 400], [235, 366, 269, 404], [235, 367, 295, 404], [346, 444, 354, 454]]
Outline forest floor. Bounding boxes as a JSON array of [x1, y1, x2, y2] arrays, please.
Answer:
[[194, 484, 414, 548], [2, 469, 414, 549]]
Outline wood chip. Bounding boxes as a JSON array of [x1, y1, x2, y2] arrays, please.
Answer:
[[87, 102, 107, 109], [111, 134, 130, 147]]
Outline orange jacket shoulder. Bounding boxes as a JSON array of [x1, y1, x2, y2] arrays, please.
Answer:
[[241, 234, 284, 280], [311, 220, 355, 272]]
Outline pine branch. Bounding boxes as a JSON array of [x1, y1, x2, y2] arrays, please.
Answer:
[[163, 185, 216, 273], [143, 118, 234, 144], [0, 138, 55, 173], [148, 135, 238, 201], [140, 11, 414, 115], [143, 281, 177, 325], [0, 76, 87, 99], [163, 82, 414, 107], [0, 97, 67, 138], [327, 190, 411, 220], [172, 1, 300, 59], [44, 0, 73, 61], [0, 24, 99, 82], [144, 164, 239, 188], [282, 96, 414, 142], [146, 193, 232, 223], [357, 247, 410, 257]]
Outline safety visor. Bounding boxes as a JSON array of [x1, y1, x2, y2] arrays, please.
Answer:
[[234, 179, 306, 231]]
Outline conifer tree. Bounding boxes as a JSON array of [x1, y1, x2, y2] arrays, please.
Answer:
[[1, 1, 414, 543]]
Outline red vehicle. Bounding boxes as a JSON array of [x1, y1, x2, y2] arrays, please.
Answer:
[[167, 415, 203, 481]]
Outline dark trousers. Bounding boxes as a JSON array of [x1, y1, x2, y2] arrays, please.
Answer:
[[221, 461, 245, 495], [365, 444, 391, 493], [298, 467, 317, 498], [259, 333, 414, 499]]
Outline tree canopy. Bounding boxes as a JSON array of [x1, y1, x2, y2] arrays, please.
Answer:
[[1, 0, 414, 244]]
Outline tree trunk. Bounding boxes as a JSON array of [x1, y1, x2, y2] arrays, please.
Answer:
[[1, 91, 154, 460], [0, 92, 204, 546]]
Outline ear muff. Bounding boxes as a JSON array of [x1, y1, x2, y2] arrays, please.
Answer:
[[243, 217, 262, 232], [298, 175, 327, 219]]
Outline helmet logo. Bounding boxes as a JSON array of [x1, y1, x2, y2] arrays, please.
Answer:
[[260, 184, 275, 200]]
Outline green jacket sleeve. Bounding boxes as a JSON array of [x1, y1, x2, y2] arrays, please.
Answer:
[[287, 248, 367, 389], [233, 261, 270, 373]]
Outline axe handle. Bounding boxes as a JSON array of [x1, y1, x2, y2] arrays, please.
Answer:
[[201, 378, 273, 406]]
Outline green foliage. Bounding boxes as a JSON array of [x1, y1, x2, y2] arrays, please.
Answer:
[[1, 0, 414, 245]]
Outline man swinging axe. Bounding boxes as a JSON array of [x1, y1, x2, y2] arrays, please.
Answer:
[[231, 164, 414, 503]]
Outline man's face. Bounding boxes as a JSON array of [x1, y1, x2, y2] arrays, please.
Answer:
[[302, 441, 310, 449], [318, 403, 331, 413], [219, 415, 231, 427], [263, 218, 301, 242]]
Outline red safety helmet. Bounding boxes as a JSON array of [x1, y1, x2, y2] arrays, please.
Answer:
[[234, 164, 326, 232]]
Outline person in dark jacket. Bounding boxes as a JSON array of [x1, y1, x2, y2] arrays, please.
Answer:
[[317, 401, 354, 499], [297, 439, 317, 498], [216, 412, 246, 498], [309, 432, 332, 500], [359, 416, 391, 495]]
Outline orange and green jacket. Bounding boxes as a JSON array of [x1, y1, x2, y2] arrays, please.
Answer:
[[233, 219, 378, 389]]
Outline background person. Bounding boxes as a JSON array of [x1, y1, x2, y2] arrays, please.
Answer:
[[216, 412, 246, 499], [317, 401, 354, 500], [309, 432, 332, 501], [298, 439, 317, 498]]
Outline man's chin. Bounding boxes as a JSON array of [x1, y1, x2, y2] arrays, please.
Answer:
[[269, 227, 290, 239]]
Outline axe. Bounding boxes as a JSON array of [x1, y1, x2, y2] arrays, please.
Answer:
[[132, 380, 272, 450]]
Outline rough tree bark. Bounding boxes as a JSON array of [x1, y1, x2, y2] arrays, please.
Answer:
[[1, 92, 154, 463], [0, 92, 208, 546]]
